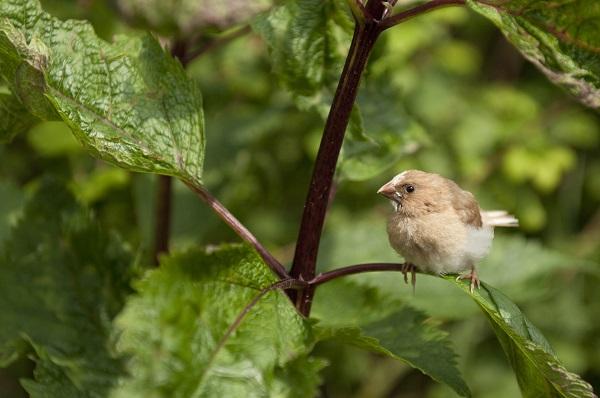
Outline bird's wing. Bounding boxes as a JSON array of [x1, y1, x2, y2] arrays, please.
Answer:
[[481, 210, 519, 227], [450, 188, 483, 228]]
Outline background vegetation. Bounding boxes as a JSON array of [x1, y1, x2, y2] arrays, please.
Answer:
[[1, 0, 599, 397]]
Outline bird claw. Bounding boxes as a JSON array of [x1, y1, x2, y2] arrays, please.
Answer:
[[401, 263, 417, 294], [456, 269, 480, 294]]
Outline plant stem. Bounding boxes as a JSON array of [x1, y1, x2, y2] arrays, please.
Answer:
[[183, 25, 252, 64], [289, 2, 387, 316], [309, 263, 409, 286], [185, 182, 289, 279], [152, 175, 173, 265], [151, 40, 190, 266], [209, 277, 308, 370], [379, 0, 465, 30]]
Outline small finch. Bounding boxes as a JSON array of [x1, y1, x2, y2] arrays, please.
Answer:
[[378, 170, 518, 293]]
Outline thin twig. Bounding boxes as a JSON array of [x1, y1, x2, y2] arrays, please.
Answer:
[[379, 0, 465, 30], [309, 262, 410, 286], [204, 278, 308, 377], [185, 181, 290, 279], [183, 25, 252, 64], [152, 175, 173, 265], [151, 40, 190, 265]]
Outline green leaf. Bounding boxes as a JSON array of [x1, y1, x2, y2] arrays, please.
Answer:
[[252, 0, 352, 98], [254, 2, 427, 180], [0, 91, 38, 143], [111, 244, 320, 398], [0, 179, 133, 396], [118, 0, 271, 35], [468, 0, 600, 109], [340, 84, 429, 181], [252, 0, 366, 137], [448, 277, 596, 397], [311, 279, 471, 397], [272, 355, 328, 398], [0, 0, 205, 184]]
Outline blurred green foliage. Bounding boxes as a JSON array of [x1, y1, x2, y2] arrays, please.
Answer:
[[0, 0, 599, 397]]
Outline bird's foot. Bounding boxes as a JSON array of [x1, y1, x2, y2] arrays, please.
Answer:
[[401, 263, 417, 294], [456, 269, 480, 294]]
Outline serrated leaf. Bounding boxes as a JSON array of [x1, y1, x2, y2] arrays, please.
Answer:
[[118, 0, 272, 35], [0, 91, 38, 142], [448, 277, 596, 398], [468, 0, 600, 109], [252, 0, 365, 135], [252, 0, 352, 98], [0, 179, 134, 396], [340, 84, 428, 181], [0, 0, 205, 184], [272, 355, 328, 398], [111, 244, 319, 398], [311, 279, 471, 397], [254, 1, 426, 179]]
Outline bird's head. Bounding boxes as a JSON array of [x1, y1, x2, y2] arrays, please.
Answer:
[[377, 170, 448, 216]]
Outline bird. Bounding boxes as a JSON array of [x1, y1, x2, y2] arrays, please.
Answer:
[[377, 170, 518, 293]]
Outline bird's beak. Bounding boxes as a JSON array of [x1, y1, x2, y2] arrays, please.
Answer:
[[377, 181, 397, 200]]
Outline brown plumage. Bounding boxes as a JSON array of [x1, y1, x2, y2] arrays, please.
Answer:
[[378, 170, 518, 292]]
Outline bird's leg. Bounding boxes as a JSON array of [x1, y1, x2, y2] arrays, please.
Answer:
[[401, 263, 417, 293], [456, 266, 480, 294]]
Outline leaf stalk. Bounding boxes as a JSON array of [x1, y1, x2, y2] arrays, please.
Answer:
[[186, 182, 290, 279], [379, 0, 466, 30]]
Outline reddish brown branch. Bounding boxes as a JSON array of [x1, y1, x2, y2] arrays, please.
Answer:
[[182, 25, 252, 64], [152, 175, 173, 265], [289, 1, 388, 316], [185, 182, 289, 279], [207, 278, 308, 372], [379, 0, 466, 30], [152, 40, 190, 265]]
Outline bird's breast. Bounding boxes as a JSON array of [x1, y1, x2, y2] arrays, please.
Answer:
[[387, 210, 480, 274]]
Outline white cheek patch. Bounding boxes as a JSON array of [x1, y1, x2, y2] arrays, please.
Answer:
[[392, 171, 407, 185]]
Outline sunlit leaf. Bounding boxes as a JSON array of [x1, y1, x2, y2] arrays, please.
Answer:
[[468, 0, 600, 109], [0, 0, 205, 184], [112, 244, 320, 398], [252, 0, 352, 98], [449, 277, 596, 397]]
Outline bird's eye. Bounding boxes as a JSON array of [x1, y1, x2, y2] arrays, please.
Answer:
[[405, 185, 415, 193]]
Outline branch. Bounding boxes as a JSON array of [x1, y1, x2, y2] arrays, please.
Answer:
[[152, 40, 190, 265], [209, 278, 308, 366], [182, 25, 252, 65], [152, 175, 173, 265], [185, 181, 290, 279], [379, 0, 465, 30], [288, 24, 379, 312], [309, 263, 410, 286], [289, 0, 389, 316], [347, 0, 371, 24]]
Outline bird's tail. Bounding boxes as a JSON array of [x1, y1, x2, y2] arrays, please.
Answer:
[[481, 210, 519, 228]]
